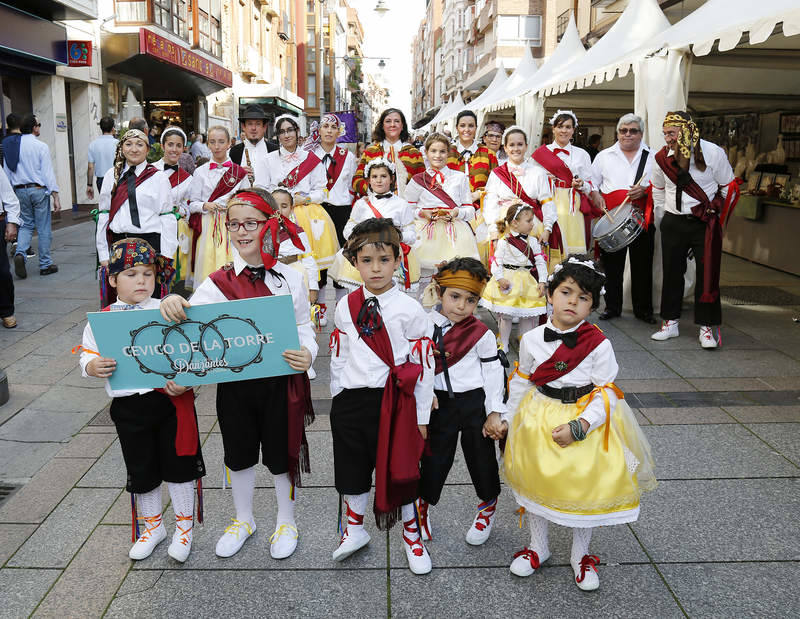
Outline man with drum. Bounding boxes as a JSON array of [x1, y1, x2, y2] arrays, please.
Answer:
[[590, 113, 656, 323]]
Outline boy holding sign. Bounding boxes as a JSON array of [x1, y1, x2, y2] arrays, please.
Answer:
[[80, 238, 205, 563], [160, 188, 317, 561]]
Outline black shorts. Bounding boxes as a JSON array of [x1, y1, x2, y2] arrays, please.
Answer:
[[110, 390, 205, 494], [216, 376, 290, 473], [330, 387, 383, 495]]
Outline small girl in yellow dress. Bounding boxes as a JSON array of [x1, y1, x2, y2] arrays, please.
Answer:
[[484, 255, 656, 591], [480, 203, 548, 351]]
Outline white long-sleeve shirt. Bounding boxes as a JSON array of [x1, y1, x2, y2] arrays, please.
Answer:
[[187, 251, 318, 361], [96, 161, 177, 262], [533, 142, 595, 194], [152, 159, 193, 218], [429, 310, 506, 415], [266, 147, 327, 203], [279, 230, 319, 291], [491, 233, 548, 282], [483, 161, 554, 236], [651, 139, 734, 218], [404, 167, 474, 222], [241, 138, 272, 188], [313, 144, 357, 205], [0, 167, 21, 225], [505, 319, 619, 434], [187, 158, 250, 214], [329, 284, 435, 424], [344, 194, 416, 245], [590, 141, 653, 195]]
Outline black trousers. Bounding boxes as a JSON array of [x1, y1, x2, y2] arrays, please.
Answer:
[[600, 224, 655, 317], [420, 388, 501, 505], [659, 211, 721, 326], [110, 391, 205, 494], [216, 376, 290, 472], [330, 388, 384, 495], [0, 231, 14, 318], [319, 202, 351, 289]]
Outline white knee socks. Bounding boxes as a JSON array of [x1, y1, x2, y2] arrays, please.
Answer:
[[274, 473, 296, 525], [401, 502, 420, 541], [136, 486, 163, 525], [168, 481, 195, 545], [498, 317, 513, 351], [528, 513, 550, 557], [571, 526, 593, 565], [518, 317, 535, 338], [344, 492, 369, 532], [229, 466, 256, 525]]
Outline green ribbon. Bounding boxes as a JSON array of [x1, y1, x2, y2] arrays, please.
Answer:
[[90, 208, 109, 223], [160, 206, 182, 220]]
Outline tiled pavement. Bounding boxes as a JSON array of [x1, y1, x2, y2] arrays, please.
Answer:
[[1, 222, 799, 617]]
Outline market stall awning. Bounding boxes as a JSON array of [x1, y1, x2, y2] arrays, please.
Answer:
[[465, 62, 509, 111], [416, 95, 452, 134], [434, 91, 464, 131], [479, 46, 539, 112]]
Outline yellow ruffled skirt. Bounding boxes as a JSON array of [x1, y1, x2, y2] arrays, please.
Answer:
[[293, 203, 340, 270], [503, 389, 656, 527], [192, 211, 232, 288], [553, 188, 587, 256], [414, 218, 480, 270], [173, 218, 194, 286], [480, 269, 546, 317], [328, 248, 421, 291]]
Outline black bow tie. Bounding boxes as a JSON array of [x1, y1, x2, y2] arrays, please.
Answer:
[[164, 164, 179, 172], [375, 193, 393, 200], [356, 296, 383, 337], [544, 327, 578, 349], [245, 266, 266, 283], [322, 154, 335, 167], [517, 233, 528, 240], [461, 149, 473, 160]]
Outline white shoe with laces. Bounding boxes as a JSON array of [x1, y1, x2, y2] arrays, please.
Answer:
[[572, 554, 600, 591], [509, 547, 550, 577], [332, 526, 370, 561], [402, 518, 431, 575], [215, 518, 256, 558], [270, 523, 299, 559], [699, 326, 718, 349], [129, 515, 167, 560], [651, 320, 679, 341], [465, 499, 497, 546], [167, 514, 193, 563]]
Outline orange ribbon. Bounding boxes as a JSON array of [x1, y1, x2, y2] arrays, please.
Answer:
[[71, 345, 100, 356], [575, 382, 625, 451]]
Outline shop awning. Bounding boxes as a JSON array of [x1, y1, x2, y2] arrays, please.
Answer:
[[0, 3, 67, 70], [237, 82, 305, 116], [465, 62, 509, 111], [479, 46, 539, 112]]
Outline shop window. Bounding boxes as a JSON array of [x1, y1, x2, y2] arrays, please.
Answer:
[[115, 0, 148, 23], [497, 14, 541, 47]]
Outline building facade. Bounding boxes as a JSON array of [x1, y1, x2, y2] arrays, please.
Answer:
[[411, 0, 443, 127]]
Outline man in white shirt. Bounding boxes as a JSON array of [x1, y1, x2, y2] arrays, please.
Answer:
[[87, 116, 118, 198], [0, 167, 20, 328], [590, 114, 655, 323], [229, 104, 278, 187]]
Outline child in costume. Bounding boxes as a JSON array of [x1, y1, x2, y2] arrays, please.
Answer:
[[480, 204, 548, 351], [95, 129, 176, 304], [272, 188, 320, 304], [329, 158, 419, 295], [152, 127, 193, 286], [328, 218, 435, 575], [417, 258, 506, 547], [186, 126, 250, 289], [160, 188, 317, 561], [80, 238, 204, 563], [406, 133, 479, 283], [489, 255, 656, 590]]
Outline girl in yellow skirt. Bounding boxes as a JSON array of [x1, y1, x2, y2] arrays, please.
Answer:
[[329, 157, 419, 294], [186, 126, 250, 288], [484, 255, 656, 591], [406, 133, 479, 287], [266, 115, 339, 274], [480, 204, 548, 351]]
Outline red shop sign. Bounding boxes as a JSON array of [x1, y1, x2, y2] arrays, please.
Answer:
[[138, 28, 233, 88], [67, 40, 92, 67]]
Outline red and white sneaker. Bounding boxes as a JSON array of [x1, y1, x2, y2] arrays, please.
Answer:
[[333, 504, 370, 562], [573, 554, 600, 591], [167, 513, 193, 563], [318, 303, 328, 328], [417, 498, 432, 541], [699, 326, 718, 349], [402, 518, 432, 575], [651, 319, 679, 341], [465, 498, 497, 546], [129, 514, 167, 560], [509, 546, 550, 577]]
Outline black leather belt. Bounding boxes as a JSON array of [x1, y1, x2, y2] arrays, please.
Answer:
[[502, 264, 521, 270], [13, 183, 44, 190], [538, 383, 594, 404]]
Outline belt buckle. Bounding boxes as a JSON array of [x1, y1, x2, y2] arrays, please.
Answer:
[[561, 386, 577, 404]]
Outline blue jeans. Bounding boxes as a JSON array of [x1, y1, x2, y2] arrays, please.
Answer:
[[15, 187, 52, 269]]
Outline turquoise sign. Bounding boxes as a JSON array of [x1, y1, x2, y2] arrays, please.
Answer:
[[87, 297, 301, 390]]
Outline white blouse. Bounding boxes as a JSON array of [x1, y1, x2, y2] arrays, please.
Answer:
[[313, 144, 357, 206], [344, 194, 416, 245], [533, 142, 594, 194], [153, 159, 193, 218], [491, 233, 548, 282], [484, 160, 555, 236], [265, 147, 327, 203], [187, 158, 250, 215], [404, 167, 474, 222]]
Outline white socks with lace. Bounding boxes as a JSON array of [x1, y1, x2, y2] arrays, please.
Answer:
[[498, 317, 513, 351], [344, 492, 370, 533], [229, 466, 256, 525], [571, 526, 593, 565], [528, 513, 550, 557], [167, 481, 195, 543], [137, 486, 163, 526], [274, 473, 296, 526]]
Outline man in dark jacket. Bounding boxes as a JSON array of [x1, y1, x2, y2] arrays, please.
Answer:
[[229, 104, 278, 187]]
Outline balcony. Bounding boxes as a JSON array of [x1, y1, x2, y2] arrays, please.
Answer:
[[476, 0, 495, 34], [238, 46, 261, 78]]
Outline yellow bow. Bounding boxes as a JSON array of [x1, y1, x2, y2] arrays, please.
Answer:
[[575, 383, 625, 451]]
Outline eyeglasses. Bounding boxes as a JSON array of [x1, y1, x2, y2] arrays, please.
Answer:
[[485, 133, 503, 139], [225, 220, 268, 232], [618, 128, 641, 135], [277, 128, 296, 136]]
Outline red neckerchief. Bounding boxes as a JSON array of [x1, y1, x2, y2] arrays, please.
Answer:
[[280, 152, 321, 190], [101, 303, 198, 456], [323, 147, 348, 191], [347, 287, 424, 529], [530, 323, 607, 386], [411, 171, 460, 210], [208, 265, 314, 486], [654, 148, 741, 302], [433, 315, 488, 375], [492, 163, 543, 220], [168, 167, 192, 188], [505, 235, 541, 282]]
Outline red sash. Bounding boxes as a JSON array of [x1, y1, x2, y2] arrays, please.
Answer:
[[347, 288, 424, 529], [324, 147, 349, 192], [654, 148, 741, 303], [280, 152, 321, 190], [492, 164, 543, 220], [169, 167, 192, 188], [433, 316, 488, 375], [208, 265, 314, 486], [505, 235, 541, 282], [100, 304, 198, 456], [602, 187, 653, 229], [530, 323, 607, 386], [411, 172, 460, 211], [107, 165, 160, 246]]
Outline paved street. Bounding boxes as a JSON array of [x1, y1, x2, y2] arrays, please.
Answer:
[[1, 221, 799, 618]]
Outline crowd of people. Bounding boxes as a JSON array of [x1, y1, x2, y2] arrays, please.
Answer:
[[1, 100, 742, 589]]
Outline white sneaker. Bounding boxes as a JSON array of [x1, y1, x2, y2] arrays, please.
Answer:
[[215, 518, 256, 558], [318, 303, 329, 327], [332, 527, 371, 562], [699, 326, 718, 349], [651, 320, 679, 341], [465, 501, 497, 546], [402, 517, 432, 574], [573, 554, 600, 591], [270, 523, 298, 559], [509, 547, 550, 577], [167, 514, 193, 563], [417, 499, 432, 542], [129, 516, 167, 560]]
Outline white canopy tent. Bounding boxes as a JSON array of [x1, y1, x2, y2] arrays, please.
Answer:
[[480, 46, 540, 113], [436, 91, 464, 135], [416, 95, 452, 135], [465, 62, 509, 112]]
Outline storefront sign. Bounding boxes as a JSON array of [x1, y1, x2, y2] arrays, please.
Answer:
[[87, 297, 300, 390], [139, 29, 233, 88], [55, 114, 67, 132], [67, 40, 92, 67]]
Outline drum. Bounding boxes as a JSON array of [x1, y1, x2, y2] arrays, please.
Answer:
[[592, 203, 645, 253]]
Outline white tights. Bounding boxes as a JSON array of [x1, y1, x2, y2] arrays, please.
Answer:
[[228, 467, 296, 526], [498, 316, 536, 351], [526, 513, 594, 564]]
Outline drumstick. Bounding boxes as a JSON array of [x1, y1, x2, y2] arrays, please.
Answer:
[[605, 173, 647, 219]]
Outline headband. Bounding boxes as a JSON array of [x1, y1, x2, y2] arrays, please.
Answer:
[[484, 121, 505, 135], [343, 225, 402, 264], [502, 125, 527, 145], [122, 128, 149, 145], [365, 156, 396, 177], [160, 126, 187, 146], [433, 269, 486, 296], [274, 113, 299, 132], [546, 257, 606, 295], [512, 203, 529, 220], [302, 113, 346, 152], [663, 111, 700, 162], [549, 109, 578, 127], [108, 237, 174, 289]]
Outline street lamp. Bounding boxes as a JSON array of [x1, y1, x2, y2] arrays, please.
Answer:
[[374, 1, 389, 14]]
